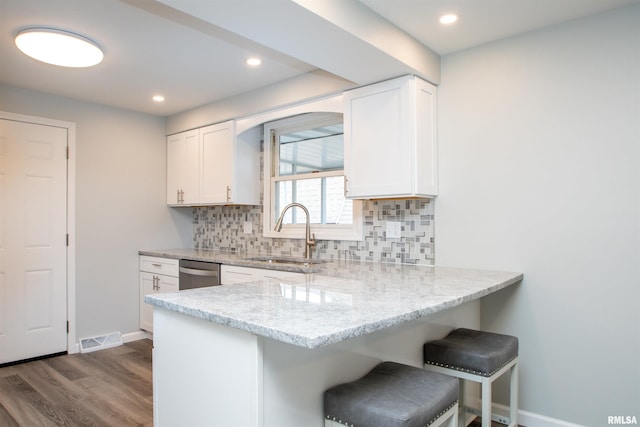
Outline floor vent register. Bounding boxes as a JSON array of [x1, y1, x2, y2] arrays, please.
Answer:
[[79, 332, 123, 353]]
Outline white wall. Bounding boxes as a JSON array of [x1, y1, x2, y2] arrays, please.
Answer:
[[0, 84, 192, 341], [436, 4, 639, 425]]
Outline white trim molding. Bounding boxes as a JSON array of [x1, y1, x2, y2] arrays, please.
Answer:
[[122, 330, 152, 342], [491, 402, 587, 427]]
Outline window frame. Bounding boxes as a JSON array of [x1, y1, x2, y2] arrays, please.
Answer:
[[263, 113, 363, 241]]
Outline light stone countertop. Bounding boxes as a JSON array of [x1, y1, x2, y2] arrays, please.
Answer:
[[140, 248, 338, 274], [142, 248, 522, 349]]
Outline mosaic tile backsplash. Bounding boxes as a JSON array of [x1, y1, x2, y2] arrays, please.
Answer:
[[193, 198, 435, 265]]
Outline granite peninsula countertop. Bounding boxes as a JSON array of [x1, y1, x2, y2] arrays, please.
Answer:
[[142, 248, 522, 349]]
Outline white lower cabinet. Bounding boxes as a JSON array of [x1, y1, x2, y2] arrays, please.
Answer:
[[221, 265, 303, 285], [139, 256, 179, 332]]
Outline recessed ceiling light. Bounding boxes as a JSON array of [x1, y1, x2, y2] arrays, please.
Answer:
[[152, 95, 165, 102], [246, 57, 261, 66], [439, 14, 458, 25], [15, 27, 103, 68]]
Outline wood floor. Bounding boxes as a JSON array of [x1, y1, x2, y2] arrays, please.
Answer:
[[0, 339, 153, 427]]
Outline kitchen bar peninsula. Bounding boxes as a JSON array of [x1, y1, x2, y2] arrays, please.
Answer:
[[146, 258, 521, 427]]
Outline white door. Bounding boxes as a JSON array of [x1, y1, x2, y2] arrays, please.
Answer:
[[0, 118, 68, 364]]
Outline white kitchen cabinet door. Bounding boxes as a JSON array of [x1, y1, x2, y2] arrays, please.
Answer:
[[167, 121, 260, 206], [166, 129, 199, 205], [201, 121, 234, 203], [343, 75, 438, 199], [139, 272, 156, 332], [230, 125, 261, 205], [221, 265, 303, 285], [139, 255, 180, 276], [260, 269, 304, 281], [202, 122, 261, 205], [220, 265, 258, 285], [139, 256, 179, 332], [139, 271, 179, 332]]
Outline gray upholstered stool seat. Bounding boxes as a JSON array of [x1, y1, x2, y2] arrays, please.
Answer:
[[423, 328, 519, 427], [324, 361, 459, 427], [423, 328, 518, 376]]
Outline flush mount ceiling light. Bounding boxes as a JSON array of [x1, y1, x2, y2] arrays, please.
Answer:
[[15, 27, 104, 68], [152, 95, 165, 102], [246, 57, 262, 67], [439, 14, 459, 25]]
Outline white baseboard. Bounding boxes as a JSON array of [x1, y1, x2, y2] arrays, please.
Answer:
[[122, 330, 152, 342], [491, 402, 586, 427]]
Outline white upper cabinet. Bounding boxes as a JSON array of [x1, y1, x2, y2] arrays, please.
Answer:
[[200, 121, 234, 203], [167, 121, 260, 206], [343, 75, 438, 199], [167, 129, 199, 205]]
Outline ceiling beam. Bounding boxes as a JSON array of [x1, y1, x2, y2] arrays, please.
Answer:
[[292, 0, 440, 84], [155, 0, 440, 86]]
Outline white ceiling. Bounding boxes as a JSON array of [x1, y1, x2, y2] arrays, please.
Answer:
[[361, 0, 640, 55], [1, 0, 638, 117]]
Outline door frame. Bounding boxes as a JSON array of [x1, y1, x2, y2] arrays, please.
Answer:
[[0, 110, 77, 355]]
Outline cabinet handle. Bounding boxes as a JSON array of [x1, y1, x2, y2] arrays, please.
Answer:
[[152, 263, 162, 268], [176, 189, 181, 204], [344, 176, 349, 196], [180, 190, 184, 204], [226, 185, 231, 202], [152, 275, 160, 291]]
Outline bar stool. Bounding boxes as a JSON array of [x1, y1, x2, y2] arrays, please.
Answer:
[[324, 361, 459, 427], [423, 328, 518, 427]]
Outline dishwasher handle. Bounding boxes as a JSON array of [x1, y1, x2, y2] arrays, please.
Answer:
[[179, 266, 219, 277]]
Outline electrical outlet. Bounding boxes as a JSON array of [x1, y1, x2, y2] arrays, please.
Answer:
[[243, 221, 253, 234], [386, 221, 402, 239], [494, 415, 510, 424]]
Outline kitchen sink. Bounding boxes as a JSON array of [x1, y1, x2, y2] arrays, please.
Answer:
[[243, 256, 328, 265]]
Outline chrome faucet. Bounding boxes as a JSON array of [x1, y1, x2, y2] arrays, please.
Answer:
[[274, 203, 316, 260]]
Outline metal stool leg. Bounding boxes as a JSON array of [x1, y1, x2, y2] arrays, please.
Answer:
[[509, 362, 519, 427], [481, 376, 491, 427], [432, 403, 459, 427], [448, 403, 459, 427], [458, 378, 466, 426]]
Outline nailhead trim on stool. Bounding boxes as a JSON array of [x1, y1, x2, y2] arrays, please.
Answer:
[[324, 361, 459, 427], [423, 328, 519, 427], [424, 354, 518, 378]]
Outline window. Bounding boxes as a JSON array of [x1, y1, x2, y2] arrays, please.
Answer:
[[263, 113, 362, 241]]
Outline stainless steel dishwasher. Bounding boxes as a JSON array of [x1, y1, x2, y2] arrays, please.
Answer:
[[179, 259, 221, 290]]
